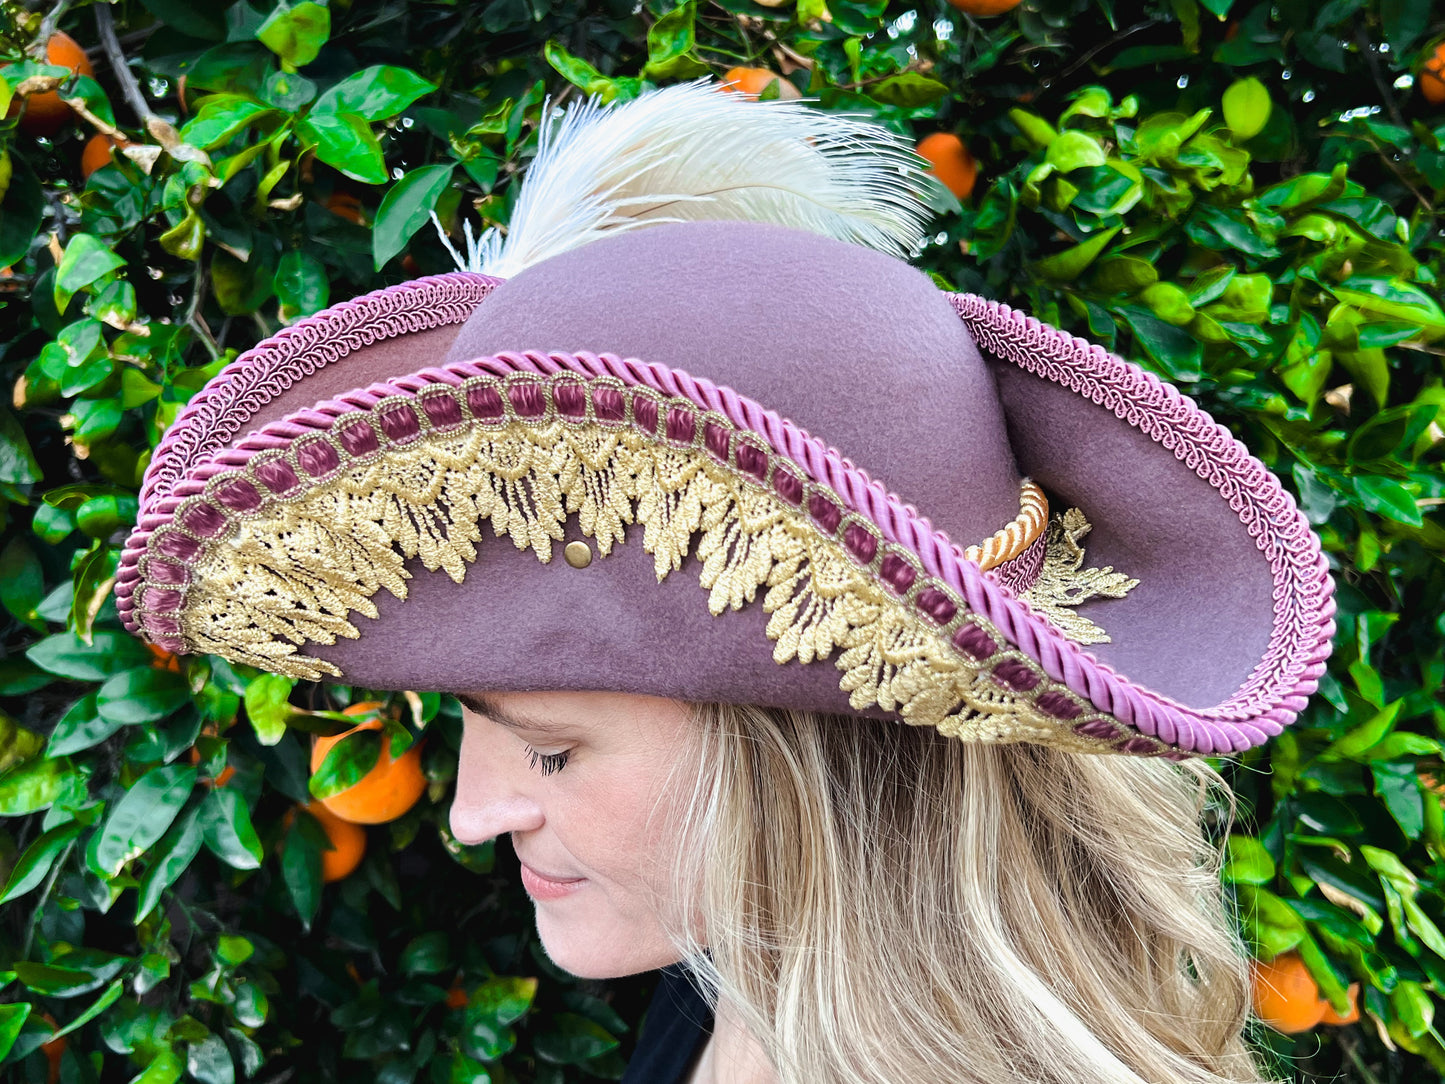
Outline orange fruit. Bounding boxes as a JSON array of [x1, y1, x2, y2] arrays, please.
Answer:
[[445, 976, 469, 1010], [18, 32, 95, 137], [309, 702, 426, 825], [146, 641, 182, 673], [39, 1014, 64, 1084], [720, 67, 802, 100], [946, 0, 1023, 15], [1319, 982, 1361, 1025], [304, 803, 367, 882], [188, 722, 236, 787], [81, 133, 129, 178], [1250, 952, 1330, 1033], [325, 192, 365, 224], [916, 132, 978, 200], [1422, 43, 1445, 106]]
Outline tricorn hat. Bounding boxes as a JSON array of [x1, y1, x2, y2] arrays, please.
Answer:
[[118, 82, 1335, 758]]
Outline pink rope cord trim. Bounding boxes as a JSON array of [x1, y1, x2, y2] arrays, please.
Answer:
[[949, 293, 1337, 746], [138, 272, 499, 511]]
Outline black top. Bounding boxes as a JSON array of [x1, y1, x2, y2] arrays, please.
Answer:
[[620, 967, 714, 1084]]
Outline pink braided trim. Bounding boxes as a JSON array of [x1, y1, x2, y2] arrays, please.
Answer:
[[949, 293, 1337, 747], [139, 273, 499, 510], [119, 338, 1325, 755]]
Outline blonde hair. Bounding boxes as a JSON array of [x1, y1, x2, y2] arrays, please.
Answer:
[[668, 703, 1271, 1084]]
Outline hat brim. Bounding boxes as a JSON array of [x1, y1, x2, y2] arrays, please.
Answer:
[[120, 244, 1333, 757]]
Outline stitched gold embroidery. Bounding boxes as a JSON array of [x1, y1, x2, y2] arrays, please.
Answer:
[[1020, 508, 1139, 645], [158, 378, 1144, 754]]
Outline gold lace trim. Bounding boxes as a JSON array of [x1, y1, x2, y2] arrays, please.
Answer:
[[1021, 509, 1139, 645], [153, 378, 1143, 752]]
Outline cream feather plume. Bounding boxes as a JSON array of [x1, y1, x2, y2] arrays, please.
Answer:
[[440, 79, 936, 278]]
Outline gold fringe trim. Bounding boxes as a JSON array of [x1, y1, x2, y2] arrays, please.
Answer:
[[172, 411, 1138, 751], [1021, 509, 1140, 646]]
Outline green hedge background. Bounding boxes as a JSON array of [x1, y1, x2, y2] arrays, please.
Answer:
[[0, 0, 1442, 1080]]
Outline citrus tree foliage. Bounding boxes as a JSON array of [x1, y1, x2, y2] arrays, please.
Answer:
[[0, 0, 1442, 1080]]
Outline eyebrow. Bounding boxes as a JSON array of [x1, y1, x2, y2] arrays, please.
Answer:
[[455, 693, 573, 736]]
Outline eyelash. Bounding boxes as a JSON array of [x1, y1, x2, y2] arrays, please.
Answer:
[[524, 746, 570, 776]]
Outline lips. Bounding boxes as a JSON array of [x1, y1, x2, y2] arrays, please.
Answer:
[[518, 860, 586, 901]]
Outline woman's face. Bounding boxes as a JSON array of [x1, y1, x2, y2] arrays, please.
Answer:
[[449, 690, 698, 979]]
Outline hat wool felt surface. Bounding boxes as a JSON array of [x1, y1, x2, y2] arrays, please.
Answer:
[[117, 93, 1334, 759]]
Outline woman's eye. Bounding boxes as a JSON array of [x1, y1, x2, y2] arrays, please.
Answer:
[[523, 746, 570, 776]]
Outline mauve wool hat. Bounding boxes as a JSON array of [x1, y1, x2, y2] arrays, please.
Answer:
[[117, 83, 1335, 758]]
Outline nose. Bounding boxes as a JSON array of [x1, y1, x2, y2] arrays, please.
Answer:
[[449, 716, 545, 844]]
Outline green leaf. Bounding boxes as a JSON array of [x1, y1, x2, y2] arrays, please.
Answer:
[[1045, 131, 1107, 172], [0, 820, 80, 903], [1198, 0, 1234, 15], [1032, 226, 1121, 281], [297, 112, 387, 185], [27, 630, 151, 680], [534, 1013, 619, 1064], [0, 536, 44, 630], [870, 73, 951, 108], [257, 2, 330, 68], [93, 764, 197, 876], [309, 729, 381, 801], [281, 809, 323, 928], [0, 757, 71, 816], [135, 804, 205, 921], [0, 405, 41, 485], [1374, 761, 1425, 840], [200, 787, 264, 870], [1222, 835, 1275, 884], [1380, 0, 1428, 57], [0, 154, 45, 268], [373, 164, 453, 270], [1007, 108, 1058, 147], [243, 673, 296, 745], [180, 96, 276, 149], [1139, 282, 1196, 326], [15, 953, 123, 997], [1222, 77, 1271, 140], [275, 250, 330, 321], [1352, 475, 1423, 527], [52, 978, 124, 1039], [1324, 700, 1403, 759], [543, 41, 616, 100], [129, 1048, 185, 1084], [187, 1032, 236, 1084], [1119, 307, 1203, 381], [54, 234, 126, 314], [401, 931, 451, 976], [48, 694, 127, 758], [641, 2, 708, 80], [97, 668, 192, 726], [0, 1003, 31, 1061], [312, 66, 435, 121]]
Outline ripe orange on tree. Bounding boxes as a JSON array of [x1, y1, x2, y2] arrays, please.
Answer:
[[17, 32, 94, 137], [720, 67, 802, 100], [309, 701, 427, 824], [946, 0, 1023, 15], [81, 133, 129, 179], [1249, 951, 1354, 1033], [916, 132, 978, 200], [1421, 42, 1445, 106], [286, 803, 367, 882]]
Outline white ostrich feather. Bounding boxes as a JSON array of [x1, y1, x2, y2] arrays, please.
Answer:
[[445, 78, 934, 278]]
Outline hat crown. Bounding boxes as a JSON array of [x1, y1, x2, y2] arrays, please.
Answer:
[[443, 219, 1023, 548]]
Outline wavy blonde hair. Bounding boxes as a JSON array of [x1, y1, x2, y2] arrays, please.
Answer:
[[667, 703, 1271, 1084]]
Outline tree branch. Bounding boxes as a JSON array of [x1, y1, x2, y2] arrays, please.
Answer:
[[93, 2, 152, 127], [29, 0, 73, 61]]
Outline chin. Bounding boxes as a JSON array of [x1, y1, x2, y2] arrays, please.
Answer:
[[534, 905, 683, 979]]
